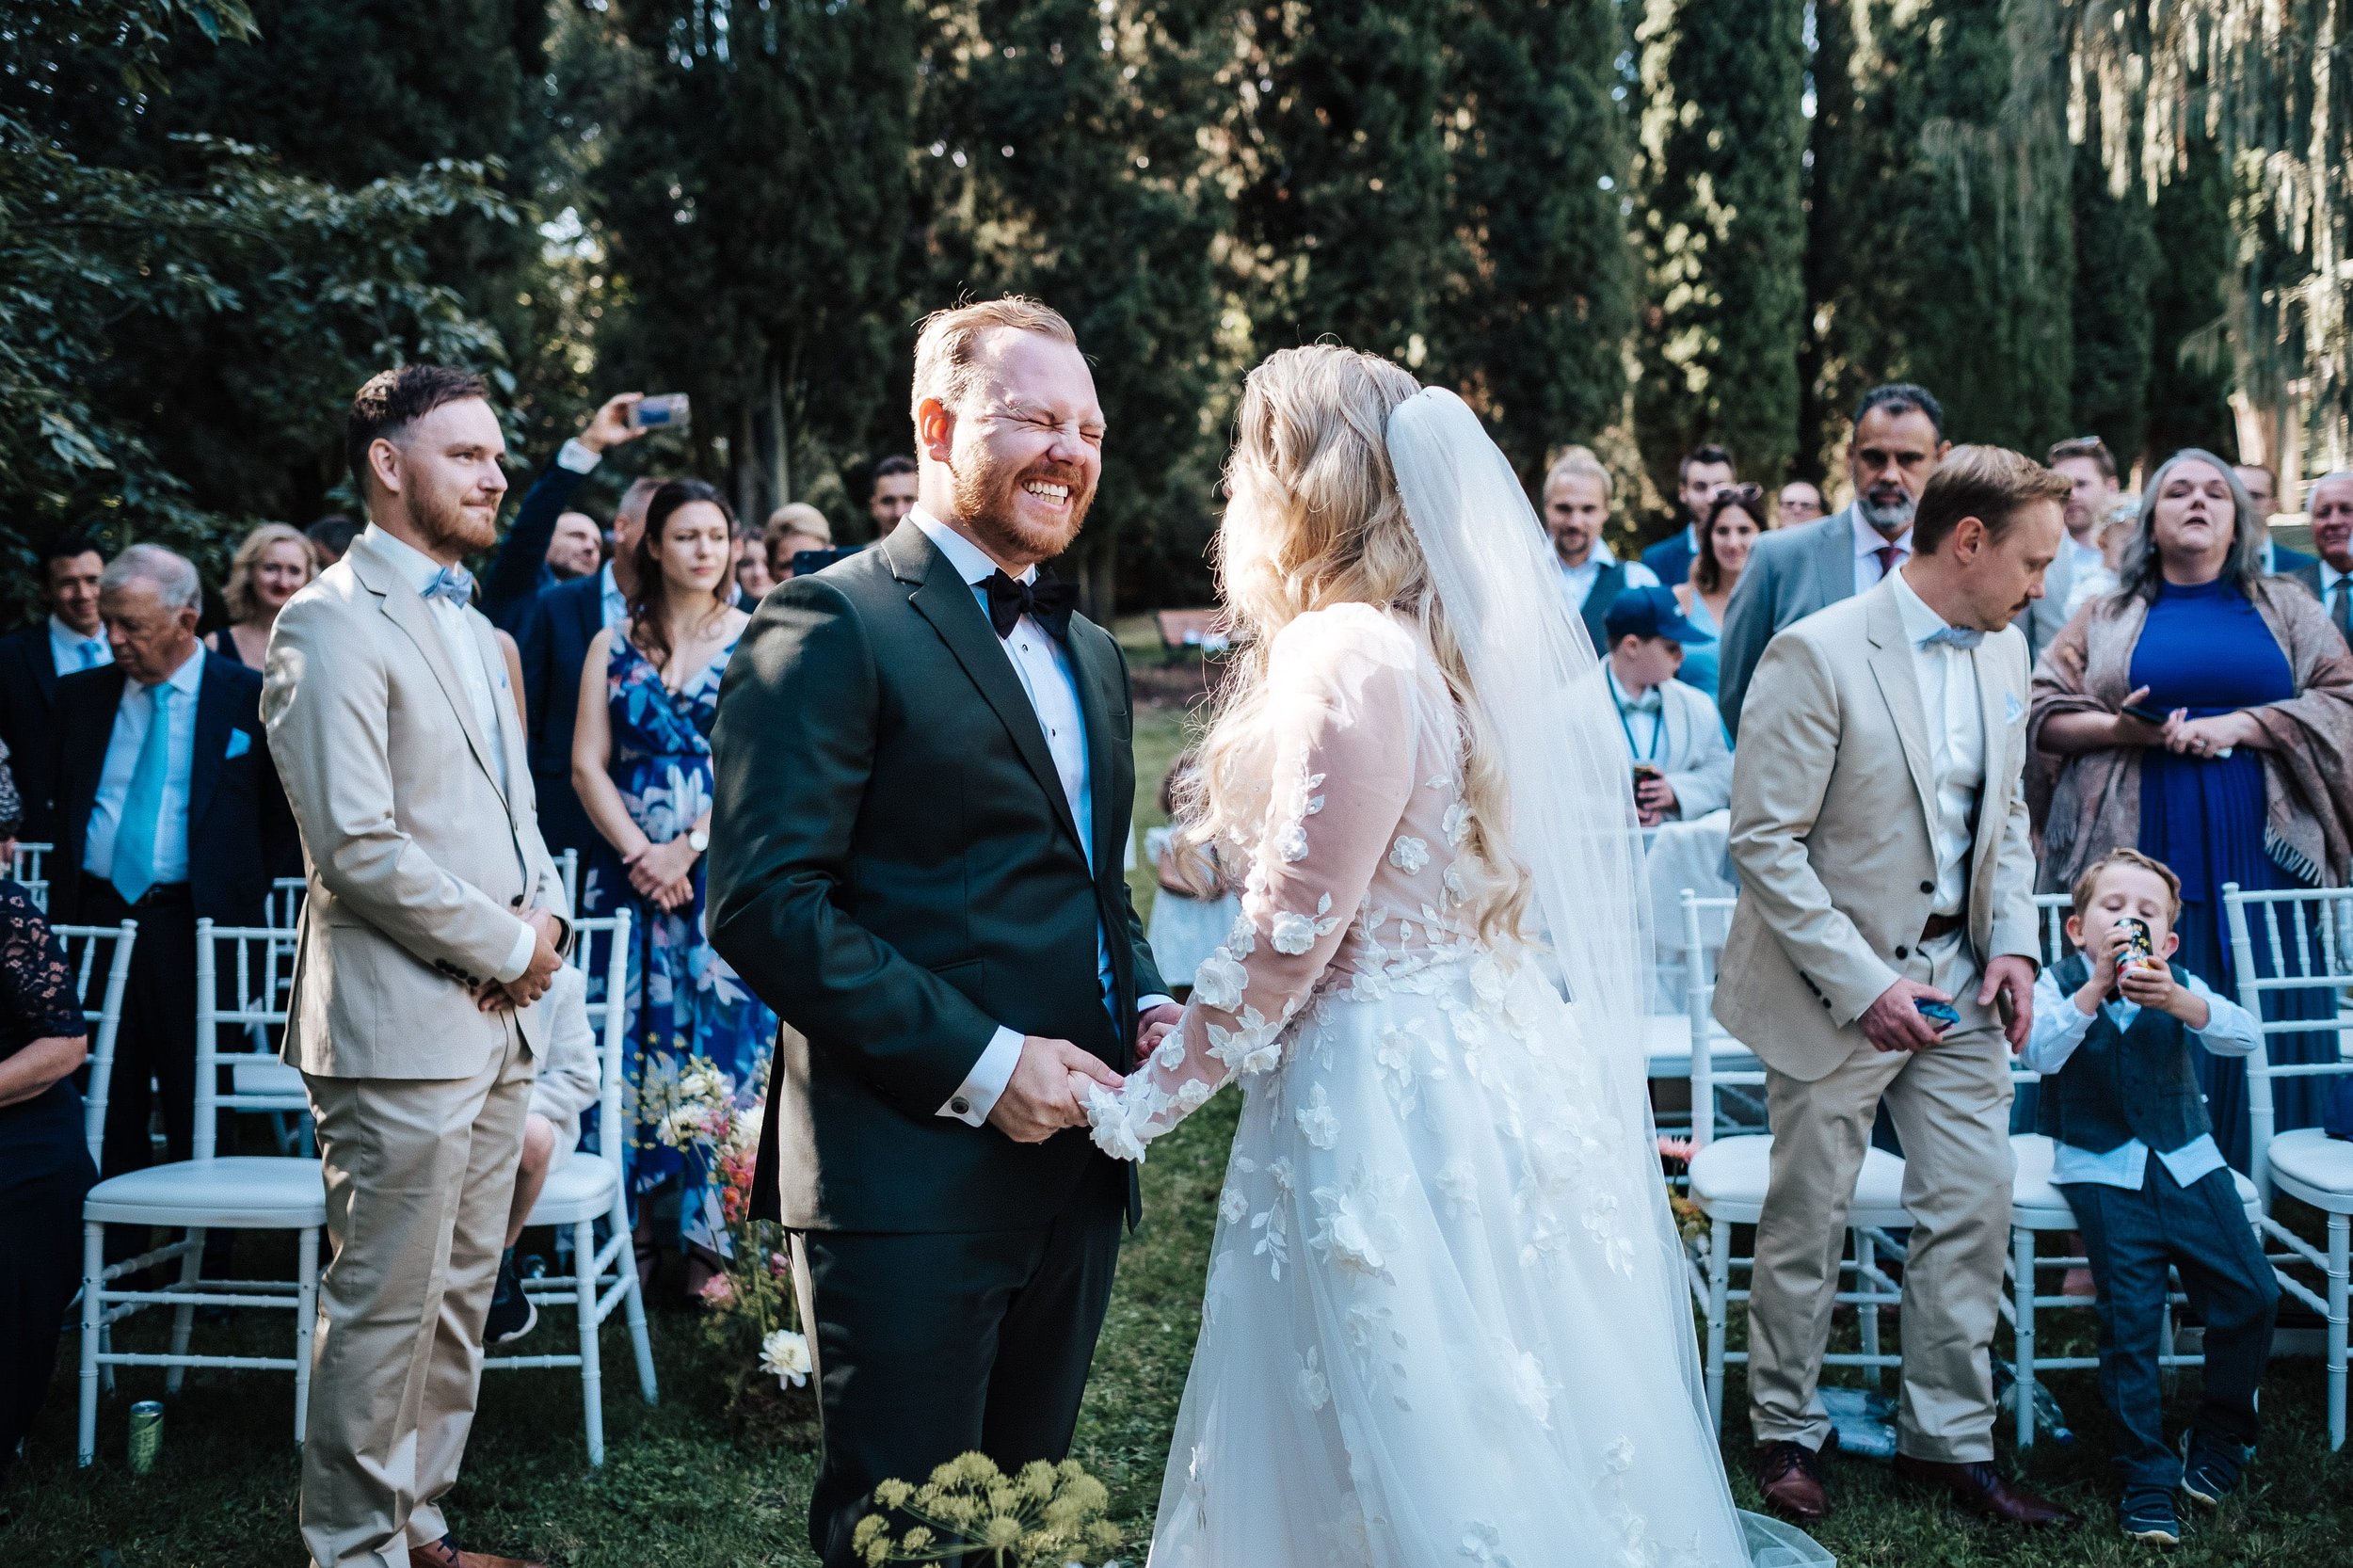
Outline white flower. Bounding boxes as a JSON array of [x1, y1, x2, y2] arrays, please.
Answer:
[[1084, 1086, 1149, 1162], [1460, 1522, 1513, 1565], [759, 1329, 810, 1389], [1153, 1035, 1189, 1071], [1270, 911, 1319, 954], [1218, 1184, 1249, 1224], [1294, 1083, 1340, 1149], [1388, 836, 1430, 873], [1191, 949, 1247, 1011], [1176, 1078, 1213, 1112], [1443, 801, 1474, 845], [1509, 1348, 1552, 1426], [1277, 822, 1310, 864], [1224, 910, 1257, 958], [1295, 1346, 1330, 1413], [1434, 1158, 1481, 1218], [1604, 1434, 1636, 1473], [1442, 860, 1470, 904], [1309, 1160, 1401, 1279]]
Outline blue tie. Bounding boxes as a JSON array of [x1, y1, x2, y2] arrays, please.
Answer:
[[424, 564, 476, 608], [79, 640, 105, 671], [1920, 625, 1984, 652], [112, 683, 172, 904]]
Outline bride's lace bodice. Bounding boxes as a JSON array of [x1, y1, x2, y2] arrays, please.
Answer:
[[1092, 602, 1507, 1157]]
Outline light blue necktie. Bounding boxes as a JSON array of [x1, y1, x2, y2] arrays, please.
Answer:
[[111, 683, 171, 904], [79, 639, 105, 671], [424, 563, 476, 608], [1920, 625, 1984, 652]]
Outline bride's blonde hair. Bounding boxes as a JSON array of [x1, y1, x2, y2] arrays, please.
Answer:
[[1185, 344, 1530, 944]]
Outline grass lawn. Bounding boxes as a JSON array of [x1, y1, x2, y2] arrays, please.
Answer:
[[14, 660, 2353, 1564]]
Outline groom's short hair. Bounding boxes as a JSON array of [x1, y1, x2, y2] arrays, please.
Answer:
[[911, 296, 1077, 424], [1912, 444, 2072, 555]]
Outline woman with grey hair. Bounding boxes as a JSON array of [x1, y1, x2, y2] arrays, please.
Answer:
[[2031, 448, 2353, 1167]]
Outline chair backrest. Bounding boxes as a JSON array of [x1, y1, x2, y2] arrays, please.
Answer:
[[557, 848, 579, 917], [1682, 888, 1750, 1146], [194, 920, 310, 1160], [11, 840, 49, 885], [566, 907, 632, 1179], [2222, 882, 2353, 1198], [265, 876, 307, 932], [2031, 890, 2075, 968], [56, 920, 139, 1164]]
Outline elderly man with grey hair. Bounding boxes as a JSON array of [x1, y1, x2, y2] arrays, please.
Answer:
[[2287, 471, 2353, 648], [51, 541, 296, 1180]]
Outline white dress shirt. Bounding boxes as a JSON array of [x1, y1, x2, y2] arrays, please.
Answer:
[[363, 525, 538, 984], [2019, 965, 2259, 1190], [598, 562, 629, 632], [1889, 568, 1984, 920], [49, 616, 111, 676], [1851, 505, 1914, 595], [2057, 533, 2116, 618], [83, 643, 202, 886], [1607, 664, 1666, 761], [907, 509, 1172, 1127], [1555, 545, 1659, 616]]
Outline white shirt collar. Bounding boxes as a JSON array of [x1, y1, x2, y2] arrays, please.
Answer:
[[1888, 565, 1957, 647], [2322, 557, 2350, 590], [909, 506, 1035, 586], [1555, 540, 1618, 576], [1853, 504, 1913, 561], [50, 616, 104, 659], [1606, 664, 1662, 710], [362, 523, 456, 598], [134, 642, 206, 696]]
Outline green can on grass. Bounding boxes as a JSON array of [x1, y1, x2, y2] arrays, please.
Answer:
[[128, 1400, 164, 1474]]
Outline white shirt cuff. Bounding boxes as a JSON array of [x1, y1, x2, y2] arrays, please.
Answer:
[[491, 916, 539, 984], [1137, 994, 1176, 1014], [555, 438, 602, 474], [939, 1026, 1024, 1126]]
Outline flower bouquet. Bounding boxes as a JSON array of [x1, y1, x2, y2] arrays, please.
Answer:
[[852, 1453, 1124, 1567]]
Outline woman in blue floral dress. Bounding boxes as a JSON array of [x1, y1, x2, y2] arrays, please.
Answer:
[[573, 478, 775, 1293]]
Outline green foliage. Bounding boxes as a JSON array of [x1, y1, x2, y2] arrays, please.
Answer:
[[911, 0, 1229, 615], [2142, 133, 2238, 462], [2067, 131, 2158, 467], [1632, 0, 1810, 488], [1430, 0, 1637, 488]]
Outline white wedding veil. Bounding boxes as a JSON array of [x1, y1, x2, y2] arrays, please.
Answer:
[[1387, 391, 1833, 1568]]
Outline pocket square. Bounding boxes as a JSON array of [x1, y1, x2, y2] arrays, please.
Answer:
[[225, 728, 252, 760], [2004, 693, 2025, 726]]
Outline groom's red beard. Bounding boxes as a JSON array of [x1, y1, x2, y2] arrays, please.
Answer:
[[952, 455, 1096, 564]]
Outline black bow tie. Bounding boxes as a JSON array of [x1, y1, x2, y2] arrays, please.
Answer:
[[983, 568, 1078, 641]]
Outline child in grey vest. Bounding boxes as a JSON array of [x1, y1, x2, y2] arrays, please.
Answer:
[[2020, 848, 2280, 1545]]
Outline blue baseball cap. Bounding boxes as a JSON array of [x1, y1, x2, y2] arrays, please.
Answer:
[[1603, 584, 1715, 647]]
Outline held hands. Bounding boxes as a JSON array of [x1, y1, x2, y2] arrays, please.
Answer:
[[479, 906, 565, 1012], [2161, 709, 2260, 759], [1859, 976, 1958, 1053], [1135, 1002, 1185, 1067], [987, 1034, 1124, 1144]]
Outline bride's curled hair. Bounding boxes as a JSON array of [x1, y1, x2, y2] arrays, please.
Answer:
[[1184, 344, 1531, 945]]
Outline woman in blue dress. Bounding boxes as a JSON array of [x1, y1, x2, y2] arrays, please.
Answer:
[[573, 478, 775, 1294], [1672, 484, 1765, 699], [2033, 450, 2353, 1170]]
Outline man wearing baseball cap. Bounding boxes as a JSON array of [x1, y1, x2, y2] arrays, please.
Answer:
[[1600, 584, 1734, 827]]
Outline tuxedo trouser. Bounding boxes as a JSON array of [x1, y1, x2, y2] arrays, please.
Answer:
[[797, 1158, 1126, 1568], [1747, 932, 2017, 1464], [299, 1024, 533, 1568]]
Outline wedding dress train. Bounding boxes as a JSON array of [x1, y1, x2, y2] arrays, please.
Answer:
[[1088, 602, 1828, 1567]]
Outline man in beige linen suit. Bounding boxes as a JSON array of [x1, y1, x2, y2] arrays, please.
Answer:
[[264, 366, 569, 1568], [1718, 446, 2075, 1528]]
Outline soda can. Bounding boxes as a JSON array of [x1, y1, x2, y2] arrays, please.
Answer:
[[2119, 917, 2155, 971], [128, 1400, 164, 1474]]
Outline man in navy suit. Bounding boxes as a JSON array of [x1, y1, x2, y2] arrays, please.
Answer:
[[519, 474, 662, 860], [2290, 471, 2353, 649], [482, 392, 650, 632], [0, 534, 111, 840], [51, 544, 296, 1178], [1641, 442, 1737, 591]]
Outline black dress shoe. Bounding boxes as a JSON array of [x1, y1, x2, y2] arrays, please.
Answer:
[[484, 1249, 536, 1346], [1893, 1454, 2079, 1527]]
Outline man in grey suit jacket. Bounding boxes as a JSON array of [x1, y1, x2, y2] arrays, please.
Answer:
[[264, 367, 569, 1568], [1720, 446, 2073, 1528], [2290, 471, 2353, 648], [1716, 384, 1951, 737]]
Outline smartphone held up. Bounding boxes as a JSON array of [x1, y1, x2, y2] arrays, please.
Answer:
[[631, 392, 691, 430]]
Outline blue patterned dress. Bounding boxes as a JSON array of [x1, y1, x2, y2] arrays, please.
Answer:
[[583, 632, 776, 1257]]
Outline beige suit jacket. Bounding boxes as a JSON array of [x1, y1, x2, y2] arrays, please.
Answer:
[[263, 529, 571, 1078], [1714, 576, 2040, 1082]]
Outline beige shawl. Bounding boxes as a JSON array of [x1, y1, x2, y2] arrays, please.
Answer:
[[2027, 577, 2353, 893]]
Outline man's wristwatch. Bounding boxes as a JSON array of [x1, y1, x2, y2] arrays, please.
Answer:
[[687, 827, 710, 855]]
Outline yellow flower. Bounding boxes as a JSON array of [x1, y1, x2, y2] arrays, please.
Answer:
[[872, 1478, 912, 1509], [899, 1526, 933, 1553], [983, 1513, 1025, 1550]]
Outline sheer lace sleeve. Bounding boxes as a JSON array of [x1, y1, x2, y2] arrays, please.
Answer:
[[0, 882, 84, 1062], [1088, 606, 1419, 1159]]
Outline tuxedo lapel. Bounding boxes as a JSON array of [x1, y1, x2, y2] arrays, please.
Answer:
[[1966, 638, 2014, 907], [1861, 585, 1939, 839], [1064, 621, 1124, 880], [895, 528, 1088, 858], [348, 536, 509, 809], [32, 638, 58, 708]]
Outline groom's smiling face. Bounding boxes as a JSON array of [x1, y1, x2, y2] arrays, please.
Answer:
[[926, 328, 1104, 568]]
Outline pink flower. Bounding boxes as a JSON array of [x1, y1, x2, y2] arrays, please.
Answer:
[[1656, 1136, 1694, 1166], [699, 1272, 736, 1306], [768, 1251, 790, 1279]]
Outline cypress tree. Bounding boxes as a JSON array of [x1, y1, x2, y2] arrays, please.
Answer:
[[1631, 0, 1810, 488], [1433, 0, 1638, 487], [911, 0, 1229, 614], [2068, 128, 2159, 466], [2141, 133, 2237, 463]]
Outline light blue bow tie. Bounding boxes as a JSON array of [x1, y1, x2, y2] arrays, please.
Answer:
[[1920, 625, 1984, 652], [1621, 691, 1664, 715], [424, 564, 476, 609]]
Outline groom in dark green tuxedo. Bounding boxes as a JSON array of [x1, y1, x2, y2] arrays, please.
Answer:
[[708, 296, 1176, 1568]]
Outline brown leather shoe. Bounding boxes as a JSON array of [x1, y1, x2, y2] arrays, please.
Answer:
[[409, 1535, 549, 1568], [1756, 1439, 1832, 1522], [1892, 1455, 2080, 1527]]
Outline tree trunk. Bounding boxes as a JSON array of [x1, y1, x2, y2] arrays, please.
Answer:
[[734, 397, 760, 528], [767, 352, 792, 513]]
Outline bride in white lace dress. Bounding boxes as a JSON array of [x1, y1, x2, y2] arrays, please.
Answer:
[[1080, 348, 1831, 1567]]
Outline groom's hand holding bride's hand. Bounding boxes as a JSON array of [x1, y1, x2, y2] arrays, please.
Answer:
[[1134, 1002, 1184, 1066], [989, 1035, 1125, 1144]]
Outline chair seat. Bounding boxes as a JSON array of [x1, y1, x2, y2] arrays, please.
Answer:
[[1689, 1133, 1910, 1226], [1644, 1014, 1765, 1081], [2266, 1128, 2353, 1214], [2012, 1132, 2265, 1227], [525, 1154, 621, 1226], [85, 1155, 326, 1228]]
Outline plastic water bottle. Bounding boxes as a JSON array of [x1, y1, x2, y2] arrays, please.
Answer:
[[1992, 1355, 2074, 1445]]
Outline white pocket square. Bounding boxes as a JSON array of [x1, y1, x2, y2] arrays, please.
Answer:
[[225, 728, 252, 760], [2005, 693, 2024, 726]]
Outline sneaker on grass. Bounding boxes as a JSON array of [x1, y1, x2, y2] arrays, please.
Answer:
[[2179, 1429, 2253, 1507], [2121, 1487, 2180, 1545], [486, 1249, 537, 1347]]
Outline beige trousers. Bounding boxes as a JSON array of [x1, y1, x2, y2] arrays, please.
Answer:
[[299, 1023, 534, 1568], [1746, 934, 2016, 1464]]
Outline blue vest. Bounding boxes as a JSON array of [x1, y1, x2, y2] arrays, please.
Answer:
[[1578, 560, 1628, 654], [2036, 953, 2211, 1155]]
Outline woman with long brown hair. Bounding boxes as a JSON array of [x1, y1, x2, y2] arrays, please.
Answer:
[[1673, 483, 1767, 699]]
